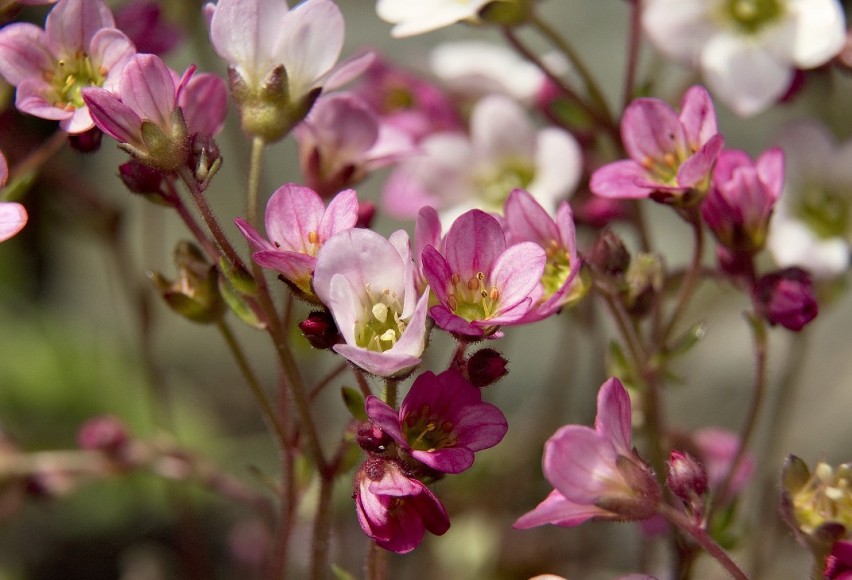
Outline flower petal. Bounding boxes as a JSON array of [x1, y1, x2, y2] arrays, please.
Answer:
[[0, 23, 52, 86], [514, 489, 608, 529], [276, 0, 344, 98], [0, 202, 28, 242]]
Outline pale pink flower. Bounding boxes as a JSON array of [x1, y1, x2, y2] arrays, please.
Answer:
[[503, 188, 585, 322], [83, 54, 226, 170], [692, 427, 755, 502], [313, 227, 430, 377], [0, 0, 136, 133], [383, 94, 581, 225], [643, 0, 845, 116], [294, 92, 414, 199], [0, 152, 28, 243], [422, 209, 546, 338], [590, 86, 723, 205], [365, 369, 507, 474], [235, 184, 358, 298], [515, 378, 660, 529], [354, 458, 450, 553]]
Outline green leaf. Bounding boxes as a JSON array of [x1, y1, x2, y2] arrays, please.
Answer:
[[342, 386, 367, 421]]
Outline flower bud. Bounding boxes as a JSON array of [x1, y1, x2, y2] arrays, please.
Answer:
[[149, 241, 224, 323], [119, 160, 166, 198], [755, 267, 818, 331], [623, 252, 663, 317], [298, 311, 340, 349], [590, 230, 631, 277], [356, 423, 393, 454], [667, 450, 709, 500], [67, 128, 103, 153], [189, 134, 222, 189], [466, 348, 508, 387], [77, 415, 129, 454], [356, 201, 377, 229]]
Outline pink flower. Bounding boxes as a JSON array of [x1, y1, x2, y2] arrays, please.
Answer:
[[0, 0, 136, 133], [0, 152, 28, 243], [207, 0, 372, 140], [354, 458, 450, 554], [422, 209, 546, 338], [294, 92, 414, 199], [312, 227, 430, 377], [701, 148, 784, 253], [365, 369, 508, 474], [514, 378, 660, 529], [691, 427, 755, 503], [114, 0, 182, 56], [590, 86, 723, 205], [83, 54, 226, 171], [235, 184, 358, 298], [503, 188, 586, 322]]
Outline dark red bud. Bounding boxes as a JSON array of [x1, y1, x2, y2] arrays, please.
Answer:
[[590, 230, 631, 277], [77, 415, 129, 453], [356, 423, 393, 454], [298, 310, 340, 349], [67, 127, 103, 153], [754, 267, 818, 332], [356, 201, 377, 229], [119, 160, 165, 195], [667, 450, 709, 502], [466, 348, 508, 387]]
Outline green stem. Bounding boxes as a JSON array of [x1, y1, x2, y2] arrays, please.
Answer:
[[384, 379, 399, 409], [163, 176, 220, 262], [529, 11, 615, 127], [216, 319, 288, 451], [621, 0, 642, 110], [657, 503, 749, 580], [661, 211, 704, 343], [247, 136, 266, 228]]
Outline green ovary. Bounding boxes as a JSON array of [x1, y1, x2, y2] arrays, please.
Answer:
[[796, 185, 850, 240], [354, 285, 406, 353], [50, 52, 105, 109], [447, 272, 500, 322], [725, 0, 783, 33]]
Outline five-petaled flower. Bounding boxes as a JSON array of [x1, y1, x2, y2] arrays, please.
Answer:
[[365, 369, 508, 474], [590, 85, 723, 206], [422, 209, 546, 339], [313, 227, 430, 377], [235, 184, 359, 299], [0, 0, 136, 133], [514, 377, 660, 529]]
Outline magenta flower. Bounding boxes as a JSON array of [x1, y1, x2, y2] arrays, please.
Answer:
[[422, 209, 546, 338], [83, 54, 226, 171], [590, 86, 724, 205], [354, 458, 450, 554], [514, 378, 660, 529], [313, 227, 430, 377], [0, 152, 28, 243], [826, 539, 852, 579], [294, 92, 414, 199], [0, 0, 136, 133], [207, 0, 372, 140], [701, 148, 784, 253], [114, 0, 182, 56], [503, 188, 586, 322], [365, 369, 508, 474], [235, 184, 358, 297]]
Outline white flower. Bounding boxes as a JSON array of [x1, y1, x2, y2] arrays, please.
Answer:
[[381, 94, 582, 226], [767, 121, 852, 278], [642, 0, 846, 117], [430, 40, 564, 104], [376, 0, 489, 37]]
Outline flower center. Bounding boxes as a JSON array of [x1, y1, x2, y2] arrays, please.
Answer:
[[792, 462, 852, 534], [47, 52, 106, 110], [446, 271, 501, 322], [477, 160, 535, 210], [354, 283, 406, 352], [404, 405, 457, 452], [541, 241, 572, 297], [795, 184, 850, 240], [384, 85, 415, 112], [724, 0, 783, 34]]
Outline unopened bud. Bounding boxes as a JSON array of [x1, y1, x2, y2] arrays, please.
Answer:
[[67, 127, 103, 153], [190, 133, 222, 188], [356, 423, 393, 454], [150, 241, 224, 323], [77, 415, 129, 454], [299, 310, 340, 349], [755, 267, 818, 332], [623, 252, 663, 317], [466, 348, 508, 387], [590, 230, 630, 277], [119, 160, 166, 199], [667, 450, 708, 522]]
